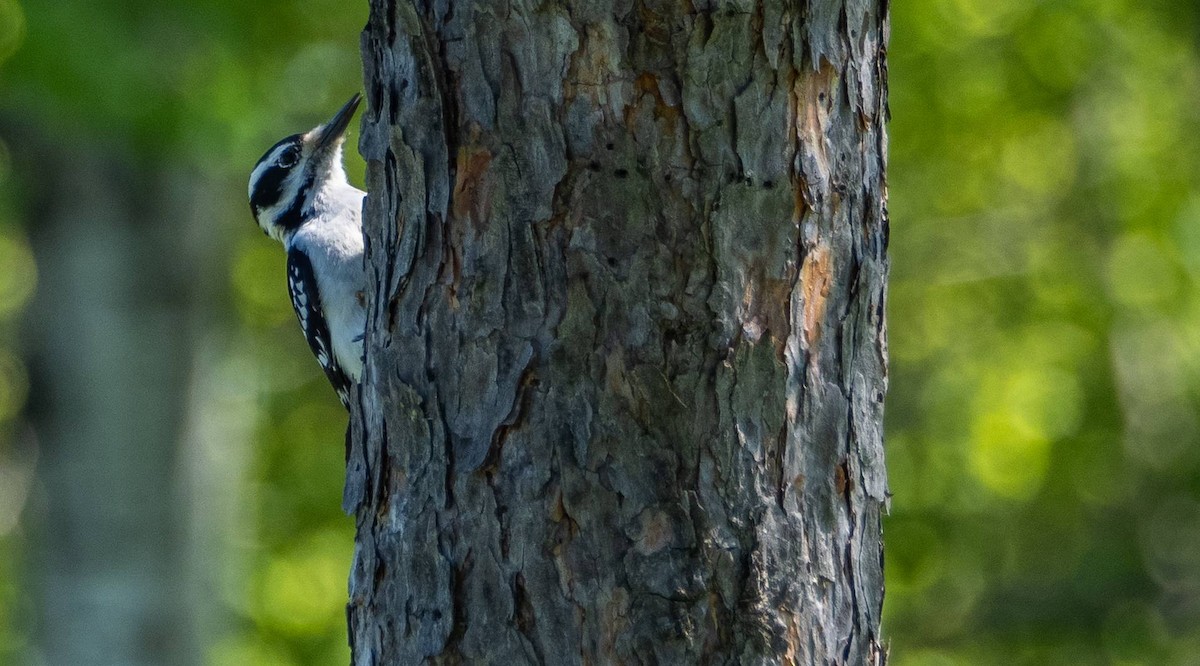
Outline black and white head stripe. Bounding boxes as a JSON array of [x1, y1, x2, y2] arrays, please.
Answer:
[[248, 94, 360, 243], [249, 135, 303, 214], [248, 134, 320, 242], [248, 136, 343, 241]]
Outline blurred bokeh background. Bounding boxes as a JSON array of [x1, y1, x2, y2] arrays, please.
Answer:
[[0, 1, 365, 663], [886, 0, 1200, 663], [0, 0, 1197, 664]]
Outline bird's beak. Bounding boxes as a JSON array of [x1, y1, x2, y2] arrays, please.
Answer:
[[315, 93, 362, 151]]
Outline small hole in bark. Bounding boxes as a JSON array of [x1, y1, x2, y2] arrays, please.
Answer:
[[605, 142, 615, 150], [664, 173, 672, 182], [875, 391, 884, 402], [588, 161, 601, 172], [819, 92, 826, 102], [614, 168, 628, 178], [763, 180, 775, 189], [607, 257, 618, 267]]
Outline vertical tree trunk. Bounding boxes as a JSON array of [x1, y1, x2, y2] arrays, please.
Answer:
[[349, 1, 889, 663]]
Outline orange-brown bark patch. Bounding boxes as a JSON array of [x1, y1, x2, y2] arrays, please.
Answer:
[[800, 244, 832, 348], [630, 72, 680, 127], [794, 59, 837, 197], [452, 146, 493, 229]]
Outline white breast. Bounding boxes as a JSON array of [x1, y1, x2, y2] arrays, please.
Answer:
[[289, 186, 367, 380]]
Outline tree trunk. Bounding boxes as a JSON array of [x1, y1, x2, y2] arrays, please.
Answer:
[[348, 1, 889, 663]]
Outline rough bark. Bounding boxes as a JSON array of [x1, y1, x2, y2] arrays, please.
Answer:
[[349, 0, 889, 663]]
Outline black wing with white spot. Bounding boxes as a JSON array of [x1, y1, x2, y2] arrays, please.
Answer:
[[286, 248, 352, 408]]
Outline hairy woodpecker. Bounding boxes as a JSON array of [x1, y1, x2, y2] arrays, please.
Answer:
[[248, 93, 365, 408]]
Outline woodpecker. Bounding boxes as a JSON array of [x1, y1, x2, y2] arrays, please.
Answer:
[[248, 93, 366, 409]]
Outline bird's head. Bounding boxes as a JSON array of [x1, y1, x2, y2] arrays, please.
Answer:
[[248, 93, 362, 243]]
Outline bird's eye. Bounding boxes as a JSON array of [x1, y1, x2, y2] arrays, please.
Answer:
[[279, 146, 301, 168]]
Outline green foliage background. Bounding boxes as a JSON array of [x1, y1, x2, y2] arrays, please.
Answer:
[[887, 1, 1200, 663], [0, 0, 1198, 663], [0, 0, 366, 662]]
